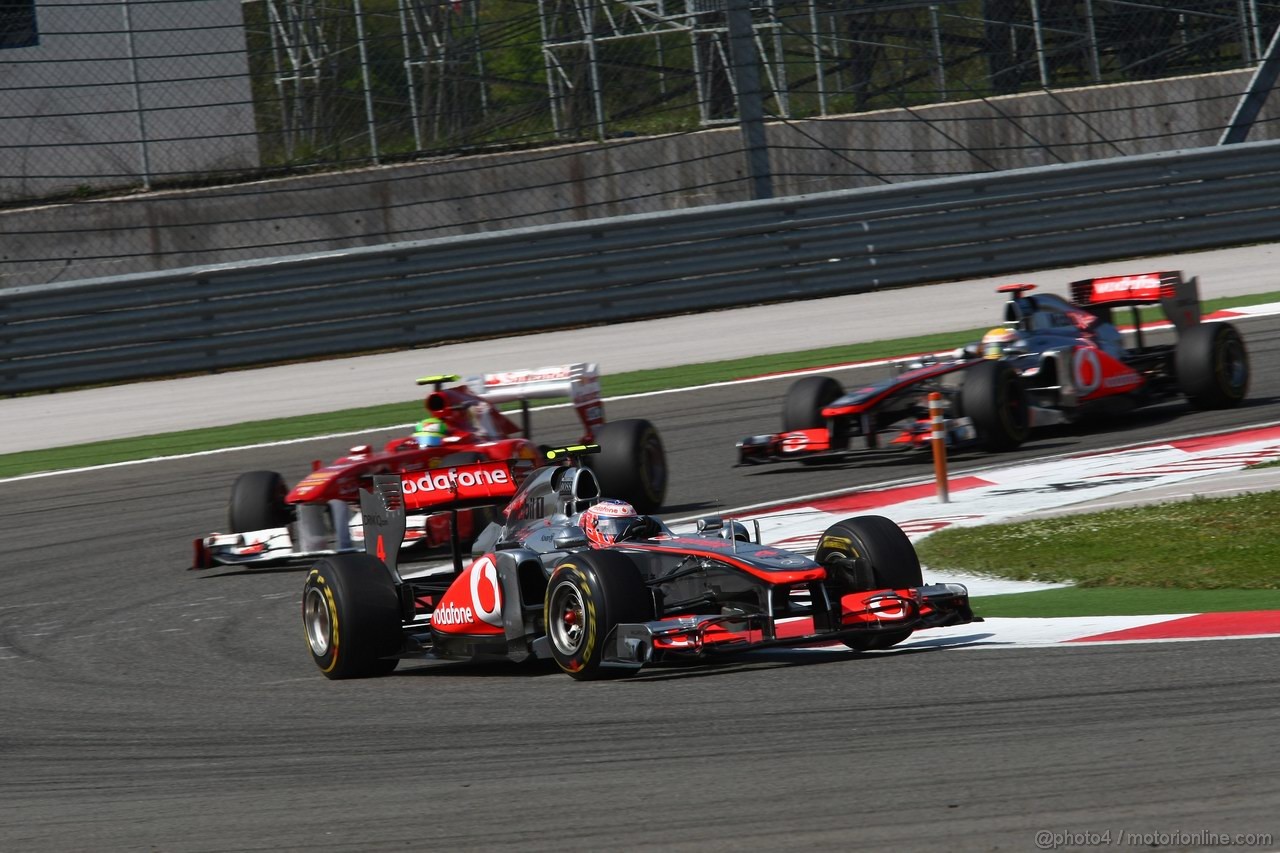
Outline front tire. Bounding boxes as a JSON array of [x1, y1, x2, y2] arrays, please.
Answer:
[[961, 360, 1029, 451], [782, 375, 847, 463], [590, 419, 667, 514], [815, 515, 921, 651], [544, 550, 652, 680], [302, 554, 402, 679], [1176, 322, 1248, 410], [228, 470, 292, 532]]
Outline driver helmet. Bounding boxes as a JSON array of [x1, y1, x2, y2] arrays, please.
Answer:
[[413, 416, 447, 448], [980, 327, 1019, 360], [579, 499, 644, 548]]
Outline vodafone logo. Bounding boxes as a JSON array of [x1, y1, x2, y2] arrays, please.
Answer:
[[1072, 347, 1102, 395], [780, 432, 811, 452], [431, 603, 474, 626], [867, 595, 908, 620], [469, 556, 503, 627], [1093, 275, 1157, 293], [432, 557, 504, 630], [402, 466, 510, 495], [1091, 275, 1161, 302]]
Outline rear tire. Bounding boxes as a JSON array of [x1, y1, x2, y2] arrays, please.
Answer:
[[544, 550, 652, 680], [1176, 322, 1248, 410], [961, 360, 1029, 451], [590, 419, 667, 514], [782, 375, 847, 463], [815, 515, 921, 651], [228, 470, 292, 532], [302, 554, 402, 679]]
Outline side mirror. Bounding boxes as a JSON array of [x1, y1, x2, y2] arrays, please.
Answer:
[[552, 525, 589, 550]]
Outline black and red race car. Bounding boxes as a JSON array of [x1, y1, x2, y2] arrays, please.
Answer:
[[300, 450, 977, 681], [193, 363, 666, 569], [737, 270, 1249, 465]]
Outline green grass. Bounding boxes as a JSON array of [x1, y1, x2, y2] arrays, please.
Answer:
[[971, 586, 1280, 617], [915, 489, 1280, 618], [916, 492, 1280, 589]]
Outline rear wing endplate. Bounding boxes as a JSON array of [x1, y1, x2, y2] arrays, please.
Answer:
[[360, 476, 408, 578]]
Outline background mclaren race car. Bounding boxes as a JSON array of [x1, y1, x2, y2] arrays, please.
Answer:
[[193, 363, 667, 569], [738, 270, 1249, 466], [300, 451, 977, 681]]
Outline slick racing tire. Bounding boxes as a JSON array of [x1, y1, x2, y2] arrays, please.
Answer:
[[544, 550, 653, 681], [961, 360, 1029, 451], [303, 554, 402, 679], [228, 470, 292, 532], [1176, 322, 1249, 410], [814, 515, 922, 652], [782, 375, 847, 465], [590, 419, 667, 514]]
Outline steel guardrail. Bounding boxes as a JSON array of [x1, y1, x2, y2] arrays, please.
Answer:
[[3, 139, 1279, 394]]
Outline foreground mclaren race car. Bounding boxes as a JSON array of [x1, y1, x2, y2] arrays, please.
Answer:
[[300, 450, 977, 681], [193, 363, 666, 569], [738, 270, 1249, 465]]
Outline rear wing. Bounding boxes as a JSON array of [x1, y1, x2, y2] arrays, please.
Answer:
[[468, 363, 601, 407], [1069, 271, 1201, 331], [469, 363, 605, 439], [417, 362, 605, 440]]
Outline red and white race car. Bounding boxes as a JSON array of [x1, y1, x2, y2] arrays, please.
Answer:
[[738, 270, 1249, 465], [193, 363, 666, 568], [301, 450, 977, 680]]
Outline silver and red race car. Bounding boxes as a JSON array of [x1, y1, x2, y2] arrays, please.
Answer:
[[192, 363, 666, 569], [301, 450, 977, 681], [737, 270, 1249, 465]]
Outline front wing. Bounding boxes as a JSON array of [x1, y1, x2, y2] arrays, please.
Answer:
[[582, 583, 977, 673], [191, 510, 455, 569]]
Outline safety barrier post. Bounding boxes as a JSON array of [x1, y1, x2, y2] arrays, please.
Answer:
[[929, 392, 949, 503]]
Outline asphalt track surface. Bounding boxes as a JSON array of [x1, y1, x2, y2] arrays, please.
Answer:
[[4, 312, 1280, 849]]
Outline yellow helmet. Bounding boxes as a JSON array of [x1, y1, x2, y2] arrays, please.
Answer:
[[981, 327, 1017, 359]]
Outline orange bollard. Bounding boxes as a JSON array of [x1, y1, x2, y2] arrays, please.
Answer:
[[929, 392, 949, 503]]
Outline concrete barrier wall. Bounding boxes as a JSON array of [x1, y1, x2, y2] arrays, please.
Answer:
[[1, 68, 1274, 288]]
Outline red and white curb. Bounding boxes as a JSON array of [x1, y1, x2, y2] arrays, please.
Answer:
[[899, 611, 1280, 651]]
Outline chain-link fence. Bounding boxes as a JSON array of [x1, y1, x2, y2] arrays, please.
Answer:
[[3, 0, 1279, 286]]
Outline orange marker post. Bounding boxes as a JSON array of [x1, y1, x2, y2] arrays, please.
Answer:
[[929, 392, 949, 503]]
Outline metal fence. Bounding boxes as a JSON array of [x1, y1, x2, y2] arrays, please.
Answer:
[[5, 2, 1280, 290], [3, 137, 1278, 396]]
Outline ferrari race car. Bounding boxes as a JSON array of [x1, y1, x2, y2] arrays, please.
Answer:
[[192, 363, 667, 569], [300, 450, 978, 681], [738, 270, 1249, 465]]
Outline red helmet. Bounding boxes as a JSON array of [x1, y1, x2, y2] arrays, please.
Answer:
[[580, 499, 642, 548]]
